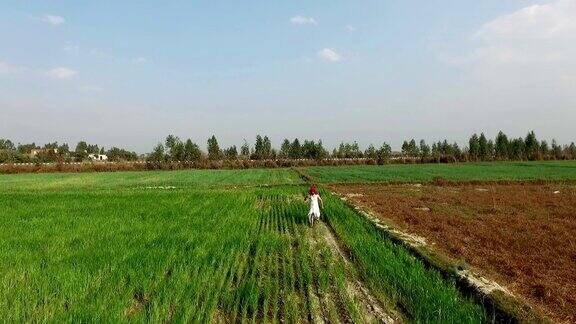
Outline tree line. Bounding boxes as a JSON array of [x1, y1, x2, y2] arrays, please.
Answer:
[[2, 130, 575, 164], [146, 131, 575, 164], [0, 139, 138, 163], [146, 134, 393, 164], [399, 131, 576, 162]]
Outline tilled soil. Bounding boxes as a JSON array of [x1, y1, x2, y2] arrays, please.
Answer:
[[332, 183, 576, 322]]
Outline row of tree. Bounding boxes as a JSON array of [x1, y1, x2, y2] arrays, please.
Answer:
[[148, 131, 576, 163], [0, 139, 138, 163], [398, 131, 576, 162], [2, 130, 575, 164]]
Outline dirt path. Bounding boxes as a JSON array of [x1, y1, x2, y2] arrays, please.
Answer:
[[308, 221, 401, 323]]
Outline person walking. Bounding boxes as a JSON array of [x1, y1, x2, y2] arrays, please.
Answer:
[[305, 184, 323, 227]]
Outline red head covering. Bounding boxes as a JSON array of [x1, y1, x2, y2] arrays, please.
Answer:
[[309, 185, 318, 196]]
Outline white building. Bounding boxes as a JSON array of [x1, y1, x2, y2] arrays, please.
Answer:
[[88, 154, 108, 161]]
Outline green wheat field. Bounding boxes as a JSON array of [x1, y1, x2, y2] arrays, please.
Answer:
[[3, 162, 574, 322]]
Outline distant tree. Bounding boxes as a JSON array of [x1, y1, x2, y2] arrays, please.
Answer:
[[451, 142, 462, 161], [148, 143, 166, 162], [539, 140, 550, 160], [0, 139, 15, 150], [254, 135, 264, 160], [401, 140, 409, 156], [74, 141, 89, 161], [468, 134, 480, 161], [551, 139, 563, 160], [279, 139, 291, 158], [240, 140, 250, 157], [567, 142, 576, 160], [87, 144, 100, 155], [364, 144, 377, 159], [316, 140, 328, 159], [495, 131, 509, 160], [352, 142, 362, 158], [207, 135, 221, 160], [107, 147, 138, 161], [431, 142, 440, 162], [173, 141, 185, 161], [17, 142, 37, 155], [376, 143, 392, 164], [44, 142, 58, 149], [335, 142, 362, 158], [509, 137, 525, 160], [164, 135, 185, 161], [409, 139, 419, 157], [301, 140, 327, 160], [263, 136, 272, 159], [487, 140, 495, 160], [419, 140, 430, 161], [401, 139, 419, 157], [478, 133, 489, 160], [224, 146, 238, 160], [0, 139, 21, 163], [524, 131, 539, 160], [0, 143, 19, 163], [165, 135, 178, 151], [184, 139, 202, 162], [58, 143, 70, 156], [290, 139, 301, 159], [442, 140, 453, 161]]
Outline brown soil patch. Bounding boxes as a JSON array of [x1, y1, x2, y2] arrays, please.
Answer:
[[332, 183, 576, 322]]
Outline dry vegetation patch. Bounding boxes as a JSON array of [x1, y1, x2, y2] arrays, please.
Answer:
[[332, 183, 576, 322]]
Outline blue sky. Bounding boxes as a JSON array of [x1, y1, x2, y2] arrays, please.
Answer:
[[1, 0, 575, 152]]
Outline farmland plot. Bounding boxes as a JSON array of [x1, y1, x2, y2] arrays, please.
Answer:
[[332, 183, 576, 322], [0, 168, 302, 191], [0, 176, 487, 322], [305, 161, 576, 184]]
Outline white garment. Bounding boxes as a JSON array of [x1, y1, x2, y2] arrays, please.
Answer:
[[308, 194, 321, 218]]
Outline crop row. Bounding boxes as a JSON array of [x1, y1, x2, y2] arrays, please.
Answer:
[[1, 185, 490, 322], [0, 188, 367, 322]]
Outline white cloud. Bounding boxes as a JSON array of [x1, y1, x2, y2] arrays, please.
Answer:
[[429, 0, 576, 136], [473, 0, 576, 65], [46, 67, 77, 80], [317, 48, 342, 62], [437, 0, 576, 69], [132, 57, 148, 64], [476, 0, 576, 41], [290, 15, 317, 26], [345, 25, 357, 32], [42, 14, 66, 26]]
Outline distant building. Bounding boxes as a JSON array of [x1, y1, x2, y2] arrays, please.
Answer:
[[30, 148, 58, 157], [88, 154, 108, 161]]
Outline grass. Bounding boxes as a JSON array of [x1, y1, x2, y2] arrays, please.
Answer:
[[0, 167, 487, 322], [304, 160, 576, 184], [0, 168, 302, 191], [321, 189, 487, 323], [0, 187, 348, 322]]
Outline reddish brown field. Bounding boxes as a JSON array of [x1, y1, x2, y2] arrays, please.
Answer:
[[332, 183, 576, 322]]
